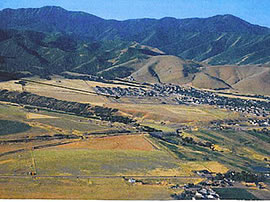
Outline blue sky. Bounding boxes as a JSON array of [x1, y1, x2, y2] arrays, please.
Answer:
[[1, 0, 269, 27]]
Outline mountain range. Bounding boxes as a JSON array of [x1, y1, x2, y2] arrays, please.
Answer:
[[0, 6, 270, 95]]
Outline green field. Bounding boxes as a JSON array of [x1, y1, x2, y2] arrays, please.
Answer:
[[0, 96, 269, 199], [0, 178, 176, 200], [0, 120, 31, 136], [33, 148, 183, 176], [0, 151, 32, 176], [0, 104, 27, 121], [33, 117, 109, 132], [0, 103, 114, 137], [214, 188, 258, 200], [155, 129, 270, 172]]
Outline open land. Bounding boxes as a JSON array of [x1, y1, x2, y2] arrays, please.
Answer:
[[0, 77, 269, 199]]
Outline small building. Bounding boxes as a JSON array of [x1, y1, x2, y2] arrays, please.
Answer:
[[128, 178, 136, 183]]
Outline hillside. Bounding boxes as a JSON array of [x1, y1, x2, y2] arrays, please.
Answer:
[[0, 6, 270, 95], [0, 29, 164, 79], [0, 28, 269, 95], [131, 55, 201, 84], [130, 57, 270, 95], [196, 65, 270, 94], [1, 6, 270, 65]]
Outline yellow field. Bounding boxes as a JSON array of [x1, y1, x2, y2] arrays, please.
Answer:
[[142, 122, 177, 132], [1, 77, 263, 199], [216, 93, 268, 102], [57, 135, 156, 151], [0, 77, 143, 106], [182, 161, 229, 174], [27, 121, 69, 134], [213, 144, 231, 153], [106, 103, 239, 124], [0, 78, 109, 105], [242, 147, 269, 161], [0, 159, 14, 165], [0, 178, 176, 200], [26, 113, 56, 119]]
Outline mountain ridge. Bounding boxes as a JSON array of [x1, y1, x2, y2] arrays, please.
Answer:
[[0, 6, 270, 95], [1, 6, 269, 65]]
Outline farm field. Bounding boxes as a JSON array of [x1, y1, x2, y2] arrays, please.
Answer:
[[213, 188, 258, 200], [57, 135, 157, 151], [0, 133, 209, 199], [106, 103, 240, 125], [1, 3, 270, 199], [0, 77, 139, 106], [29, 135, 184, 177], [156, 129, 270, 173], [32, 148, 182, 176], [0, 178, 177, 200], [0, 77, 269, 199], [0, 132, 228, 177], [0, 102, 115, 137]]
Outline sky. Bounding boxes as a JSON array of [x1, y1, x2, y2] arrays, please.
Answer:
[[0, 0, 269, 27]]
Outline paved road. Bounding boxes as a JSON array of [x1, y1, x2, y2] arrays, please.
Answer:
[[0, 175, 203, 179]]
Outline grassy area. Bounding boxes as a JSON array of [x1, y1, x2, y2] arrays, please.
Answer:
[[0, 178, 176, 200], [141, 122, 176, 132], [33, 148, 184, 176], [153, 128, 270, 172], [214, 188, 258, 200], [0, 120, 31, 136], [0, 78, 269, 199], [106, 103, 239, 124], [0, 102, 114, 137], [0, 103, 27, 121], [0, 151, 32, 176], [58, 135, 156, 151], [0, 78, 113, 105], [33, 118, 108, 132]]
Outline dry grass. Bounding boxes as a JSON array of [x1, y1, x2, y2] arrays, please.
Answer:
[[0, 178, 176, 200], [27, 121, 68, 134], [132, 55, 194, 84], [32, 148, 185, 176], [0, 77, 147, 106], [213, 144, 231, 153], [0, 159, 14, 165], [0, 78, 111, 105], [140, 122, 176, 132], [242, 147, 269, 161], [106, 103, 239, 124], [181, 161, 229, 174], [58, 135, 156, 151], [148, 167, 185, 176], [0, 150, 33, 176], [216, 93, 267, 102], [26, 113, 56, 119]]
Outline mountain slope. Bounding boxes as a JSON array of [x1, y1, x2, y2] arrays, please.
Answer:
[[0, 29, 164, 79], [1, 6, 270, 65], [131, 55, 201, 84], [0, 7, 270, 95], [200, 65, 270, 94]]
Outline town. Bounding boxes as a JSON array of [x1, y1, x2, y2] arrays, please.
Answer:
[[95, 83, 270, 117]]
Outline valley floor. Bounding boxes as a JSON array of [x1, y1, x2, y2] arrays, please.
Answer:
[[0, 77, 269, 200]]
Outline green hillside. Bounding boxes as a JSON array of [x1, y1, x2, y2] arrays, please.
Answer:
[[1, 7, 270, 65], [0, 29, 164, 79]]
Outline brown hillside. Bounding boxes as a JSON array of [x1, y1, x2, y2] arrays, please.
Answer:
[[203, 65, 268, 85], [201, 65, 270, 95], [191, 72, 231, 90], [131, 55, 195, 84], [130, 56, 270, 95], [232, 68, 270, 95]]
